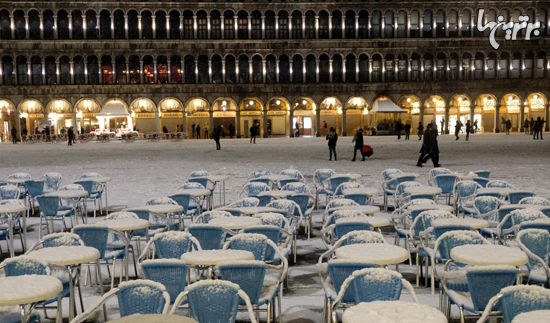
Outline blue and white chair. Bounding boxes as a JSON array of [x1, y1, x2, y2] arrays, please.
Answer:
[[242, 182, 271, 198], [140, 259, 188, 302], [382, 174, 418, 211], [326, 176, 351, 199], [72, 280, 170, 322], [428, 168, 453, 186], [250, 170, 272, 179], [487, 180, 512, 188], [472, 177, 490, 188], [333, 182, 362, 198], [482, 208, 546, 243], [380, 168, 403, 182], [473, 196, 503, 221], [36, 195, 75, 238], [507, 191, 535, 204], [140, 231, 201, 260], [42, 172, 62, 193], [242, 225, 292, 261], [331, 268, 418, 322], [519, 196, 550, 206], [193, 210, 232, 224], [281, 182, 309, 193], [227, 197, 260, 208], [280, 168, 305, 181], [286, 193, 314, 238], [453, 180, 482, 216], [325, 198, 359, 220], [393, 181, 423, 208], [73, 179, 104, 217], [223, 233, 288, 264], [517, 229, 550, 285], [146, 197, 182, 230], [169, 193, 200, 222], [0, 200, 27, 255], [24, 179, 45, 213], [187, 224, 227, 250], [170, 280, 257, 323], [313, 168, 335, 209], [442, 265, 517, 322], [479, 285, 550, 323], [0, 184, 22, 200], [473, 170, 491, 178], [433, 174, 458, 205], [189, 170, 208, 178], [318, 231, 386, 267]]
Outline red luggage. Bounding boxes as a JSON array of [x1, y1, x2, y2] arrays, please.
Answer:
[[362, 145, 373, 157]]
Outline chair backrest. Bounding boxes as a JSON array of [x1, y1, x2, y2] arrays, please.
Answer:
[[519, 197, 550, 206], [169, 194, 195, 213], [248, 178, 272, 186], [259, 212, 290, 229], [507, 209, 547, 232], [188, 225, 226, 250], [146, 197, 178, 206], [467, 266, 518, 312], [343, 193, 369, 206], [326, 198, 359, 215], [36, 195, 61, 217], [59, 183, 85, 191], [141, 260, 188, 302], [223, 233, 271, 261], [473, 196, 502, 220], [327, 260, 375, 303], [180, 182, 205, 190], [1, 256, 49, 276], [286, 194, 310, 217], [281, 182, 308, 193], [218, 260, 266, 304], [242, 225, 284, 260], [185, 280, 242, 323], [419, 210, 455, 232], [280, 168, 304, 180], [339, 268, 405, 304], [278, 178, 301, 188], [189, 170, 208, 178], [381, 169, 403, 182], [117, 280, 169, 317], [334, 182, 362, 196], [267, 199, 300, 219], [314, 169, 335, 187], [73, 180, 98, 195], [106, 211, 139, 220], [329, 176, 351, 192], [195, 210, 232, 224], [473, 177, 490, 188], [454, 180, 481, 199], [434, 174, 458, 194], [508, 191, 535, 204], [337, 230, 386, 247], [517, 229, 550, 274], [151, 231, 201, 259], [41, 232, 84, 248], [327, 209, 364, 225], [79, 172, 103, 179], [7, 172, 32, 181], [473, 170, 491, 178], [0, 185, 21, 200], [487, 180, 512, 188], [385, 175, 418, 191], [243, 182, 270, 197], [187, 177, 209, 190], [433, 230, 487, 260], [24, 180, 45, 198], [492, 286, 550, 323], [73, 226, 109, 258], [42, 172, 62, 192], [428, 168, 453, 184], [394, 181, 422, 198], [333, 221, 372, 241], [251, 170, 272, 178], [240, 197, 260, 207]]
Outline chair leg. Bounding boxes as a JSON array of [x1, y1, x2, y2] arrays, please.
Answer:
[[267, 302, 271, 323], [416, 253, 420, 287], [459, 307, 465, 323], [110, 261, 116, 289]]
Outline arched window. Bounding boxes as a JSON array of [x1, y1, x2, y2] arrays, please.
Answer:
[[371, 54, 382, 82], [279, 55, 290, 83], [156, 11, 167, 39], [252, 55, 262, 83], [423, 54, 433, 81], [2, 56, 14, 84], [331, 11, 342, 39], [0, 10, 11, 39], [371, 10, 381, 38], [129, 55, 140, 84], [16, 56, 28, 84], [87, 56, 99, 84], [436, 10, 445, 37], [266, 55, 276, 83], [85, 11, 98, 39], [72, 10, 83, 39], [510, 52, 521, 79], [141, 11, 153, 39], [251, 11, 261, 39], [183, 11, 193, 39], [319, 54, 329, 82], [44, 56, 57, 84], [291, 11, 303, 39], [265, 11, 275, 39], [115, 55, 126, 84], [237, 11, 248, 40], [461, 10, 471, 37], [74, 56, 85, 85], [28, 10, 40, 40], [410, 53, 421, 81], [384, 54, 394, 82], [305, 54, 316, 83], [474, 53, 484, 80], [462, 53, 473, 80], [332, 54, 343, 82], [436, 53, 447, 80], [422, 10, 433, 38], [449, 54, 459, 80], [128, 10, 139, 39], [319, 11, 329, 39], [31, 56, 42, 85], [197, 11, 208, 39], [113, 10, 125, 39], [100, 10, 111, 39], [345, 54, 356, 82], [59, 56, 70, 84], [57, 10, 70, 39], [292, 55, 303, 83], [397, 11, 407, 38], [358, 10, 368, 38], [345, 11, 355, 39], [384, 11, 394, 38], [486, 53, 497, 79], [224, 11, 235, 39], [358, 54, 369, 82], [143, 56, 154, 83], [535, 51, 546, 78], [101, 56, 113, 84], [157, 56, 168, 83], [13, 11, 25, 39], [169, 11, 180, 39], [225, 55, 236, 83], [197, 55, 209, 83], [211, 55, 223, 84], [170, 55, 181, 83], [211, 10, 221, 39], [398, 54, 408, 81], [305, 11, 315, 39], [238, 55, 249, 83], [279, 11, 289, 39], [448, 10, 458, 37], [497, 53, 509, 79], [410, 10, 420, 38]]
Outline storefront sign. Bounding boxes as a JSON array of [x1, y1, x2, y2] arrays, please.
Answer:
[[136, 113, 155, 119], [162, 112, 183, 118]]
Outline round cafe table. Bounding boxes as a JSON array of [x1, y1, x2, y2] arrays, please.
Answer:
[[85, 176, 112, 214], [335, 216, 392, 228], [404, 186, 442, 195], [407, 204, 455, 213], [174, 188, 211, 198], [333, 173, 362, 181], [477, 187, 512, 197], [343, 301, 447, 323], [259, 190, 295, 199], [0, 275, 63, 322], [341, 187, 379, 196], [223, 206, 280, 216], [181, 249, 254, 277], [0, 200, 28, 257], [512, 310, 550, 323], [335, 243, 409, 266], [27, 245, 102, 320], [332, 205, 380, 215], [108, 314, 197, 323], [432, 217, 490, 230], [450, 244, 528, 266], [208, 216, 262, 230], [144, 204, 184, 230]]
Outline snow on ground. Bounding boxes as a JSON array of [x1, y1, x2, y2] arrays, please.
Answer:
[[0, 133, 549, 322]]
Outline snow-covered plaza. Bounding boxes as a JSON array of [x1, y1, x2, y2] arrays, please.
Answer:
[[0, 133, 549, 322]]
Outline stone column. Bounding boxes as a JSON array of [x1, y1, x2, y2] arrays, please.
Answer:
[[53, 15, 58, 39], [124, 14, 128, 39], [381, 15, 385, 38], [262, 59, 266, 83], [315, 15, 319, 38], [328, 14, 332, 39], [152, 15, 156, 39], [83, 15, 87, 39], [342, 109, 347, 136], [407, 14, 411, 37], [221, 15, 225, 39], [329, 59, 333, 82], [138, 15, 142, 39], [520, 102, 525, 132], [83, 58, 88, 84], [249, 60, 253, 82], [110, 13, 114, 39], [55, 58, 60, 84], [208, 110, 214, 136], [68, 14, 73, 39], [207, 58, 212, 83], [155, 108, 160, 132], [262, 109, 268, 137], [207, 14, 211, 39], [167, 58, 171, 83], [261, 15, 265, 39], [355, 57, 359, 82], [98, 59, 103, 84], [0, 60, 3, 85], [166, 15, 171, 39], [236, 110, 241, 138], [275, 59, 280, 83], [315, 105, 321, 136], [111, 57, 116, 83], [96, 15, 100, 38], [368, 58, 372, 82], [302, 61, 306, 83], [194, 58, 199, 83], [315, 58, 320, 82], [367, 14, 371, 38], [181, 108, 187, 136], [546, 105, 550, 131], [193, 15, 197, 39], [470, 57, 475, 80], [247, 14, 251, 39], [180, 59, 185, 83], [153, 59, 158, 83], [355, 15, 359, 38], [9, 14, 14, 39], [126, 58, 130, 84], [69, 59, 74, 84], [139, 60, 144, 83], [288, 109, 294, 137], [26, 59, 31, 84], [24, 14, 29, 39], [41, 58, 47, 84], [39, 15, 44, 39], [494, 105, 500, 133], [444, 107, 450, 134], [302, 16, 306, 38]]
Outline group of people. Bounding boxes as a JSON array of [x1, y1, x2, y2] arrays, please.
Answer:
[[524, 117, 545, 140], [325, 127, 368, 162], [394, 120, 412, 140]]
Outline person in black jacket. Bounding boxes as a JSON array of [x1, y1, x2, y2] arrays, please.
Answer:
[[351, 128, 364, 161], [417, 122, 424, 140], [404, 123, 411, 140], [10, 127, 17, 144], [417, 122, 440, 167], [67, 127, 75, 146], [326, 127, 338, 161], [250, 123, 257, 143], [212, 125, 221, 150], [395, 120, 403, 140]]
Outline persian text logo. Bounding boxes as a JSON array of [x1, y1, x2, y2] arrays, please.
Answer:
[[476, 9, 541, 50]]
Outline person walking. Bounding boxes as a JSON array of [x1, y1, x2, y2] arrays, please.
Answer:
[[10, 127, 17, 144], [395, 120, 403, 140], [465, 120, 472, 141], [229, 123, 235, 138], [534, 117, 544, 140], [67, 127, 74, 146], [530, 118, 535, 135], [212, 125, 221, 150], [454, 120, 462, 140], [294, 121, 300, 137], [440, 118, 445, 135], [162, 126, 168, 134], [404, 123, 411, 140], [505, 119, 512, 135], [351, 128, 365, 161], [196, 124, 201, 139], [417, 121, 424, 140], [204, 123, 209, 138], [473, 119, 478, 133], [417, 122, 440, 167], [326, 127, 338, 161], [250, 123, 257, 143], [191, 123, 196, 138], [524, 119, 530, 134]]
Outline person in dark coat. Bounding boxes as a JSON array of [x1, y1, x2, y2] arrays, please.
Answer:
[[524, 119, 530, 134], [191, 123, 196, 138], [326, 127, 338, 161], [212, 125, 221, 150], [162, 126, 168, 134], [417, 122, 424, 140], [250, 123, 257, 144], [417, 122, 440, 167], [196, 124, 201, 139], [440, 118, 445, 134], [395, 120, 403, 140], [294, 121, 300, 137], [10, 127, 17, 144], [404, 123, 411, 140], [465, 120, 472, 141], [229, 123, 235, 138], [67, 127, 75, 146], [534, 117, 545, 140], [505, 119, 512, 135], [530, 118, 535, 135], [454, 120, 462, 140], [351, 128, 365, 161]]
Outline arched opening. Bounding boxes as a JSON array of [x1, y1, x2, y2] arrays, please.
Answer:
[[292, 55, 303, 83], [72, 10, 84, 39], [87, 56, 99, 85], [319, 10, 329, 39], [101, 55, 113, 84], [474, 94, 497, 133], [184, 55, 196, 84], [358, 10, 368, 38], [28, 10, 40, 39], [74, 56, 85, 85], [99, 10, 111, 39], [169, 10, 180, 39], [85, 10, 98, 40], [291, 11, 303, 39], [345, 10, 355, 39], [18, 99, 45, 135], [371, 10, 381, 38], [239, 98, 263, 137], [182, 10, 193, 39], [16, 56, 28, 85], [224, 11, 235, 39], [155, 11, 167, 40], [129, 98, 156, 133], [141, 11, 153, 39], [237, 11, 248, 40], [499, 94, 522, 132], [278, 11, 289, 39], [410, 10, 420, 38], [371, 54, 382, 82], [384, 54, 395, 82], [212, 98, 237, 138], [185, 98, 210, 139], [265, 55, 276, 83], [410, 53, 421, 81], [98, 99, 132, 135], [384, 11, 394, 38], [265, 11, 275, 39], [143, 55, 154, 84], [345, 54, 356, 82], [397, 54, 408, 81], [225, 55, 236, 84], [211, 10, 222, 39], [305, 55, 316, 83], [1, 56, 14, 85], [525, 93, 547, 126], [238, 55, 249, 83], [305, 11, 315, 39], [115, 55, 127, 84], [345, 97, 368, 135], [331, 10, 342, 39], [449, 95, 472, 134], [196, 11, 207, 40], [170, 55, 182, 84], [159, 98, 184, 133], [320, 97, 343, 135], [113, 10, 125, 39], [31, 56, 42, 85], [46, 99, 73, 134], [370, 97, 407, 135], [398, 95, 422, 134], [292, 98, 316, 136], [332, 54, 343, 83], [57, 10, 70, 39], [423, 95, 446, 132], [252, 55, 262, 83], [448, 10, 459, 37], [251, 11, 261, 39], [211, 55, 223, 84], [0, 10, 11, 40], [74, 99, 101, 134], [279, 55, 290, 83], [0, 99, 16, 142], [358, 54, 369, 82], [266, 97, 290, 137]]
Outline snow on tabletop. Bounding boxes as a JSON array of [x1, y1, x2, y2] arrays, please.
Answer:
[[96, 218, 149, 231], [216, 259, 266, 267], [209, 216, 261, 226], [343, 231, 385, 243], [512, 310, 550, 323], [432, 217, 489, 228], [28, 245, 100, 266], [181, 249, 254, 265], [342, 301, 446, 323], [466, 265, 517, 272], [41, 232, 84, 245], [0, 275, 63, 306], [336, 216, 391, 227], [0, 255, 50, 272], [450, 244, 528, 266], [106, 211, 139, 220], [336, 244, 409, 264]]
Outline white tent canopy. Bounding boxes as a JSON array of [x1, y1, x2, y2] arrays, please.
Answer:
[[371, 99, 406, 113], [97, 101, 130, 117]]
